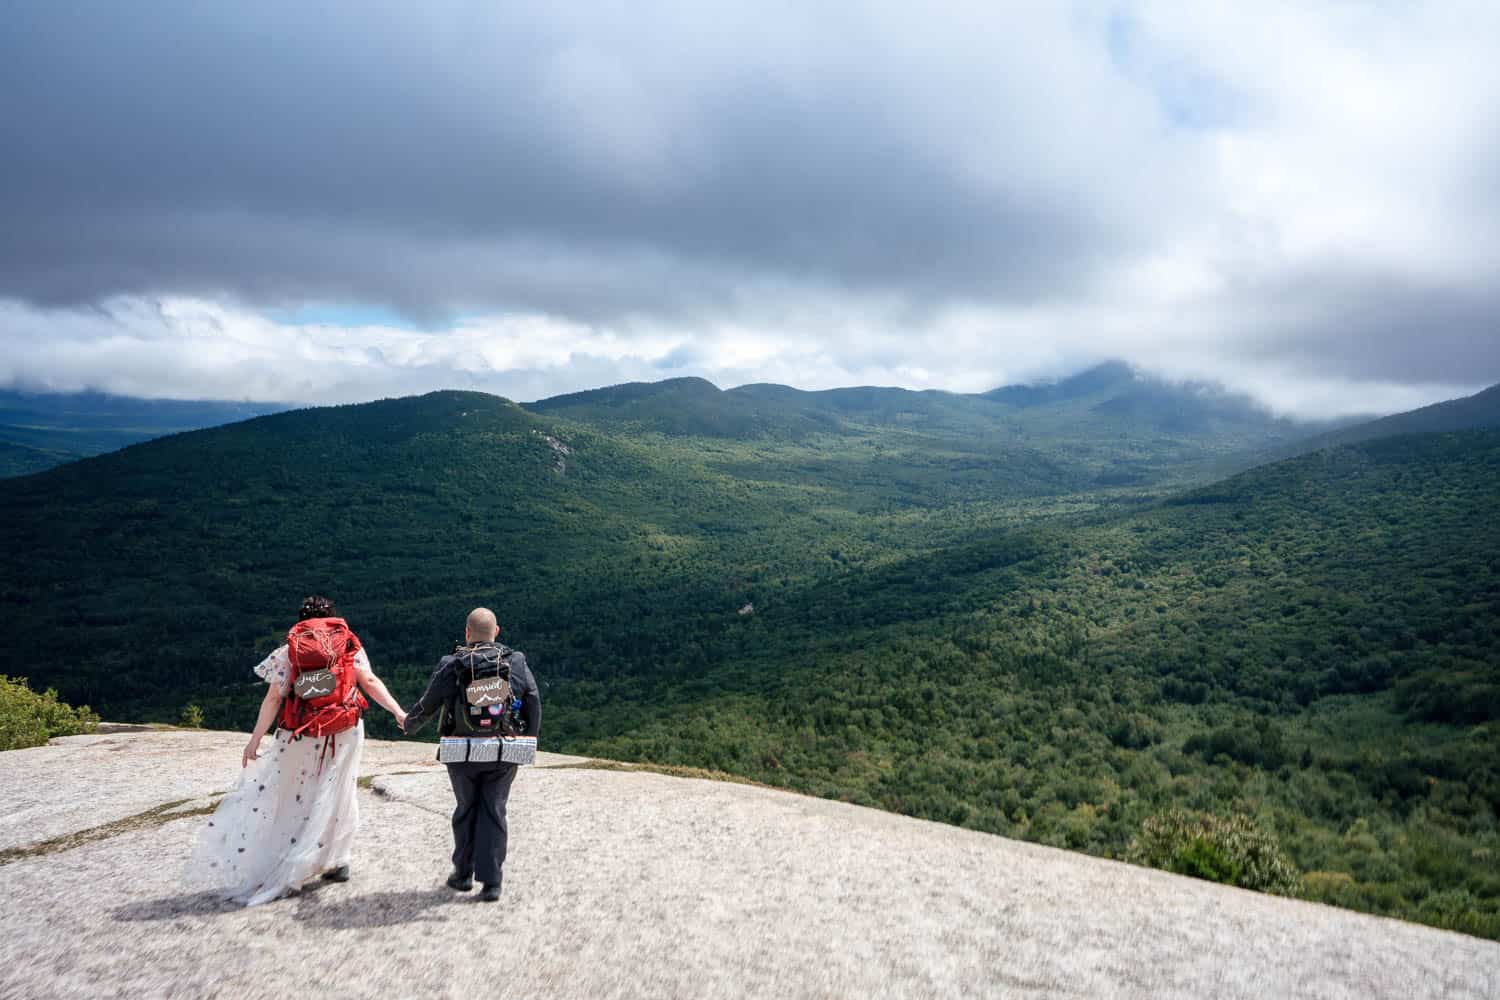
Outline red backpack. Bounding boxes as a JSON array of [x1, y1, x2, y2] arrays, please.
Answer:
[[278, 616, 368, 740]]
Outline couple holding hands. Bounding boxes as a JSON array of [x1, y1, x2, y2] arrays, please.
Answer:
[[189, 598, 539, 906]]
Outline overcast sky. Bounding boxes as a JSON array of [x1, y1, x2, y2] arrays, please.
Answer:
[[1, 1, 1496, 417]]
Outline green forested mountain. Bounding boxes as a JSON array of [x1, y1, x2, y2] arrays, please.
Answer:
[[0, 385, 1129, 716], [0, 381, 1497, 937], [0, 389, 287, 477]]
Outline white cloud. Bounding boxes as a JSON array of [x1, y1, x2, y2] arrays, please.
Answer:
[[0, 294, 1479, 420]]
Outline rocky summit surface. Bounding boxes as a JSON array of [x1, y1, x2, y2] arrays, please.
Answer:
[[0, 729, 1497, 999]]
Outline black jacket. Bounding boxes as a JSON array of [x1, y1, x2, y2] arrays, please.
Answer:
[[404, 642, 541, 740]]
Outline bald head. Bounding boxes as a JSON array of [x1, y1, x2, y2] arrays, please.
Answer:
[[465, 607, 498, 643]]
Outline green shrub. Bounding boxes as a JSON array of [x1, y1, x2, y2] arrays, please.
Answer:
[[1173, 836, 1241, 884], [179, 703, 205, 728], [1127, 808, 1302, 896], [0, 675, 100, 751]]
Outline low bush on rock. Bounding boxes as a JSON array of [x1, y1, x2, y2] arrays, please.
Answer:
[[1127, 809, 1302, 896], [0, 675, 99, 751]]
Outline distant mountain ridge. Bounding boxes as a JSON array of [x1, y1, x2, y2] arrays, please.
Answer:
[[0, 389, 288, 477], [10, 364, 1500, 483], [527, 361, 1291, 435], [526, 364, 1500, 455], [523, 362, 1350, 490], [528, 376, 843, 439], [1276, 382, 1500, 456]]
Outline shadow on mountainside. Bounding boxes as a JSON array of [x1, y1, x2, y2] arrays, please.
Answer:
[[113, 884, 457, 927], [291, 887, 458, 929], [113, 890, 245, 921]]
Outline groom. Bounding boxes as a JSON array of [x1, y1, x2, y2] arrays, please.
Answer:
[[401, 607, 541, 902]]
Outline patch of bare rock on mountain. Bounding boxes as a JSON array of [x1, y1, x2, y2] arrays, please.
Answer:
[[532, 430, 573, 474], [0, 730, 1496, 1000]]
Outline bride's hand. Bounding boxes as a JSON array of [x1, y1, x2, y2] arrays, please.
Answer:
[[242, 734, 262, 768], [395, 709, 408, 732]]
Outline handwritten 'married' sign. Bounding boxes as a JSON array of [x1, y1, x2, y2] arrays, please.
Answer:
[[466, 674, 511, 707]]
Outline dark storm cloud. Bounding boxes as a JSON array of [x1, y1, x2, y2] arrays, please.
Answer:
[[1, 1, 1497, 408], [1233, 274, 1500, 385], [0, 1, 1165, 319]]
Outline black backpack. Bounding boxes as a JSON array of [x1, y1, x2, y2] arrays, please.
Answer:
[[445, 642, 524, 737]]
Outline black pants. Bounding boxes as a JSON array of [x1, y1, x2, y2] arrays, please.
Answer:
[[446, 760, 519, 886]]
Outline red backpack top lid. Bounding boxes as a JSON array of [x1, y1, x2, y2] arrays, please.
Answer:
[[287, 616, 357, 669]]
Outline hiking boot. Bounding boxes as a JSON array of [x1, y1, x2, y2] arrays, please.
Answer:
[[322, 864, 351, 883], [478, 883, 501, 903], [446, 869, 474, 892]]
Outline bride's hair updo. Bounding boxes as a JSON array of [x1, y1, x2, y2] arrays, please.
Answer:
[[298, 595, 336, 621]]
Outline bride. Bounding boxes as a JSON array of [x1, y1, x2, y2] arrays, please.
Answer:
[[187, 596, 406, 905]]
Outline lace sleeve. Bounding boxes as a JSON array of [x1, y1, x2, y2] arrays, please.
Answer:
[[254, 645, 291, 696]]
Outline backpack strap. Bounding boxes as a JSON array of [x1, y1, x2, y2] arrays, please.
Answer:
[[316, 732, 335, 776]]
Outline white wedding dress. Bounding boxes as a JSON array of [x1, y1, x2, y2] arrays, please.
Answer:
[[185, 646, 367, 906]]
